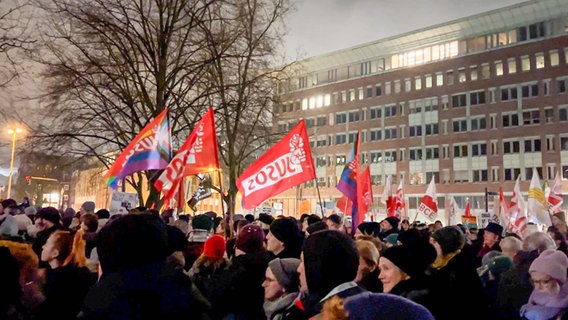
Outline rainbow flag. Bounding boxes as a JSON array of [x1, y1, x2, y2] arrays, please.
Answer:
[[105, 109, 171, 189]]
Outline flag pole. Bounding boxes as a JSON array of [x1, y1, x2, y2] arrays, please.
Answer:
[[314, 178, 325, 217], [216, 169, 226, 218]]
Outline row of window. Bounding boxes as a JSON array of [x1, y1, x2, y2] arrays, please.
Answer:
[[314, 135, 568, 169]]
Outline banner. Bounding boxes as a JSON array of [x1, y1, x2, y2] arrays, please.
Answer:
[[106, 109, 171, 189], [109, 192, 139, 215], [237, 120, 316, 209]]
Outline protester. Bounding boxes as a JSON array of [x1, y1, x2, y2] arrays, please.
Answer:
[[262, 258, 301, 320], [355, 239, 382, 292], [267, 217, 303, 259]]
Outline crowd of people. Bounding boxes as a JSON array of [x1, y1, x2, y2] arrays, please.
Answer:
[[1, 197, 568, 320]]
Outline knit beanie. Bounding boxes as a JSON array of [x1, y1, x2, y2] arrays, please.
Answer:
[[258, 213, 275, 226], [529, 249, 568, 284], [431, 226, 465, 255], [36, 207, 62, 225], [270, 217, 301, 247], [236, 224, 265, 254], [484, 222, 504, 236], [327, 214, 342, 225], [384, 233, 399, 245], [357, 222, 381, 238], [192, 214, 214, 231], [344, 292, 435, 320], [382, 243, 436, 278], [485, 256, 513, 278], [306, 221, 328, 234], [203, 235, 226, 259], [268, 258, 301, 293], [384, 217, 400, 229]]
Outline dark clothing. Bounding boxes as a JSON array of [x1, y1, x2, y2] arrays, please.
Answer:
[[190, 261, 232, 320], [496, 250, 539, 320], [78, 261, 210, 320], [390, 277, 437, 313], [32, 225, 66, 268], [427, 251, 493, 320], [357, 268, 383, 293], [475, 241, 502, 268], [222, 251, 276, 319], [35, 265, 93, 320]]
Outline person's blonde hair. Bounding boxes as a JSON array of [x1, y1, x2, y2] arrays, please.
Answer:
[[356, 239, 380, 271], [322, 295, 348, 320], [0, 240, 39, 284]]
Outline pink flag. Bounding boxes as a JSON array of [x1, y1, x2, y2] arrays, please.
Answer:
[[547, 171, 563, 214], [417, 176, 438, 221], [393, 179, 406, 219]]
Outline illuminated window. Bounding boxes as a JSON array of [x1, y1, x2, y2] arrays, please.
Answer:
[[425, 75, 432, 88], [495, 61, 503, 76], [535, 53, 545, 69], [521, 55, 531, 71], [550, 50, 559, 66]]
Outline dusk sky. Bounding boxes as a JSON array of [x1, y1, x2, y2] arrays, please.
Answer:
[[283, 0, 527, 60]]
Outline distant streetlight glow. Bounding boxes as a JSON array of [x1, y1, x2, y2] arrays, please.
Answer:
[[7, 128, 23, 199]]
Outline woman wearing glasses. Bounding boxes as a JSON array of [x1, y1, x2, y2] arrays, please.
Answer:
[[520, 249, 568, 320]]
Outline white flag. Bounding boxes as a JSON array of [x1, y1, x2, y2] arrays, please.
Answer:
[[418, 176, 438, 221], [527, 169, 552, 226], [547, 171, 564, 214]]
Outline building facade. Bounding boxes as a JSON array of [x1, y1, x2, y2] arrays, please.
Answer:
[[274, 0, 568, 222]]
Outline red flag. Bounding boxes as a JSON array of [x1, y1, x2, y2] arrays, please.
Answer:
[[155, 107, 218, 203], [417, 176, 438, 221], [393, 179, 406, 219], [237, 120, 316, 209], [464, 199, 471, 217], [547, 171, 563, 214], [359, 166, 373, 219], [380, 175, 394, 216], [337, 194, 353, 217]]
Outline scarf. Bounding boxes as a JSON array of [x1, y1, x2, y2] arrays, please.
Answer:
[[264, 292, 300, 320], [520, 282, 568, 320], [432, 250, 460, 269]]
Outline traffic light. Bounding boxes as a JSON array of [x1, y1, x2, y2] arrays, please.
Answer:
[[25, 176, 31, 185]]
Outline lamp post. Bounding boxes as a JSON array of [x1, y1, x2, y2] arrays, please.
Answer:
[[484, 187, 499, 213], [7, 128, 22, 199]]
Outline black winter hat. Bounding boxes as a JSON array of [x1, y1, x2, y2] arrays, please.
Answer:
[[327, 214, 342, 225], [357, 222, 381, 238], [270, 217, 301, 247], [258, 213, 275, 226], [431, 226, 465, 255], [306, 221, 328, 234], [36, 207, 62, 225], [484, 222, 504, 236], [382, 243, 436, 278], [384, 216, 400, 229]]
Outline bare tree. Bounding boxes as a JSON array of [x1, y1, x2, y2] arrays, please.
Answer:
[[198, 0, 295, 220], [28, 0, 216, 207]]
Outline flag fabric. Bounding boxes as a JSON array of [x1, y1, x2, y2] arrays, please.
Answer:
[[237, 119, 316, 209], [336, 194, 353, 217], [499, 187, 511, 230], [336, 132, 361, 233], [380, 175, 394, 217], [106, 109, 171, 189], [393, 179, 406, 219], [510, 175, 528, 238], [417, 176, 438, 221], [547, 171, 564, 214], [155, 107, 219, 204], [448, 196, 460, 226], [527, 168, 552, 226], [464, 199, 471, 217], [359, 166, 373, 218]]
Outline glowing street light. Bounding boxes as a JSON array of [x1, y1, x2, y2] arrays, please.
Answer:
[[7, 128, 22, 199]]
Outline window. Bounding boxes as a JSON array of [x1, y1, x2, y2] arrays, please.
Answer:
[[384, 105, 397, 117], [348, 111, 360, 122], [550, 50, 559, 66], [560, 105, 568, 121], [405, 79, 411, 92], [446, 70, 454, 85], [495, 61, 504, 76], [535, 53, 545, 69], [370, 152, 382, 163], [415, 77, 422, 90], [394, 80, 401, 93], [472, 143, 487, 156], [524, 138, 541, 153], [470, 66, 478, 81], [454, 170, 469, 183], [503, 140, 521, 153], [504, 168, 521, 181], [502, 113, 519, 127], [453, 119, 467, 132], [453, 144, 468, 157], [409, 125, 422, 137], [481, 63, 490, 79], [458, 68, 466, 83], [501, 86, 518, 101], [316, 156, 326, 167], [369, 107, 382, 119], [375, 84, 382, 96], [452, 94, 467, 108], [558, 78, 567, 94], [545, 108, 554, 123], [425, 123, 439, 135], [425, 75, 432, 88], [316, 138, 327, 147], [348, 132, 358, 143], [336, 113, 347, 124], [471, 117, 487, 131], [366, 86, 373, 99], [546, 136, 555, 151], [369, 129, 381, 141], [562, 136, 568, 151], [473, 170, 488, 182], [384, 127, 397, 140], [409, 148, 423, 161], [521, 55, 531, 71], [522, 110, 540, 125], [385, 82, 391, 95], [305, 118, 315, 128], [336, 155, 346, 165], [335, 134, 347, 145], [470, 90, 486, 105], [358, 87, 364, 100], [521, 83, 539, 98], [299, 76, 308, 89], [436, 73, 443, 86], [508, 58, 517, 74], [491, 140, 499, 155]]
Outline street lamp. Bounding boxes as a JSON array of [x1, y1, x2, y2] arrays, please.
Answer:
[[7, 128, 22, 199]]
